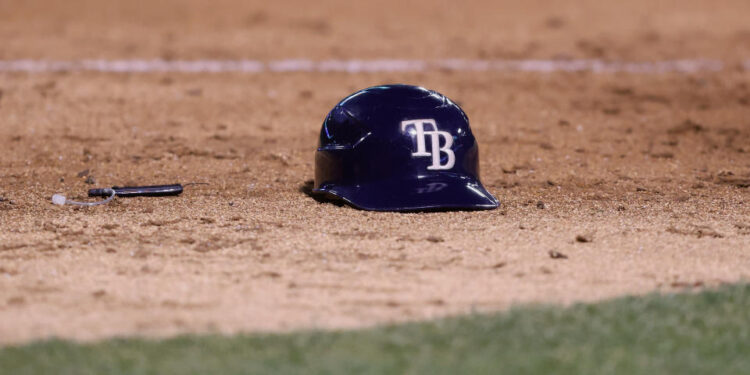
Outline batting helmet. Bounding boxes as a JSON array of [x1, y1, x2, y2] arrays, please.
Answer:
[[313, 84, 498, 211]]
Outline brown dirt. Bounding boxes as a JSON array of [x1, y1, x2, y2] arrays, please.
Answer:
[[1, 0, 750, 344]]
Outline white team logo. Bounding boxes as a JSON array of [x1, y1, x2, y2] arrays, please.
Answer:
[[400, 119, 456, 170]]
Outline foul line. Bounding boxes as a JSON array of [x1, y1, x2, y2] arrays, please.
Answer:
[[0, 59, 739, 74]]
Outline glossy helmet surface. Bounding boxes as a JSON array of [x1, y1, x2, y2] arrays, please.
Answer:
[[313, 84, 498, 211]]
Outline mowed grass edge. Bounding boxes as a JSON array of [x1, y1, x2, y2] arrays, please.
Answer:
[[2, 284, 749, 375]]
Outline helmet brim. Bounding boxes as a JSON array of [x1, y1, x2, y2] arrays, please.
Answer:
[[312, 174, 499, 212]]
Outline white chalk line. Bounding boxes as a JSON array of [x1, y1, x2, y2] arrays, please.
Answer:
[[0, 58, 742, 74]]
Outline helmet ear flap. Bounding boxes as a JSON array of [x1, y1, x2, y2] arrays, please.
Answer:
[[319, 107, 368, 150]]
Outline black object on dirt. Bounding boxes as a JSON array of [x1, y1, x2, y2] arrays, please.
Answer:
[[89, 184, 184, 198]]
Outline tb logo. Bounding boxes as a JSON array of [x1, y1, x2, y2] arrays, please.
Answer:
[[401, 119, 456, 170]]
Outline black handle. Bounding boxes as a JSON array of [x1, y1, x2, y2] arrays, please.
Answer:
[[88, 184, 183, 197]]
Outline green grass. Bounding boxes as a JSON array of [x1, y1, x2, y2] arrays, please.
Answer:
[[2, 284, 749, 375]]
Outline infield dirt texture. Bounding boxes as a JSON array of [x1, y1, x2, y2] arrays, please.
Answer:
[[1, 0, 749, 344]]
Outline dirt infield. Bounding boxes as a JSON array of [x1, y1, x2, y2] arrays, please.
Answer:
[[1, 0, 750, 344]]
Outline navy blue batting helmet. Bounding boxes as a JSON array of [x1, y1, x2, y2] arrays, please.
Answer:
[[313, 84, 498, 211]]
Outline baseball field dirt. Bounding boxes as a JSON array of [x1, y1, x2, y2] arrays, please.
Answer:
[[1, 0, 749, 344]]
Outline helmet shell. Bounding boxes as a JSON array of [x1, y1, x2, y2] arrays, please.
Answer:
[[313, 84, 498, 211]]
